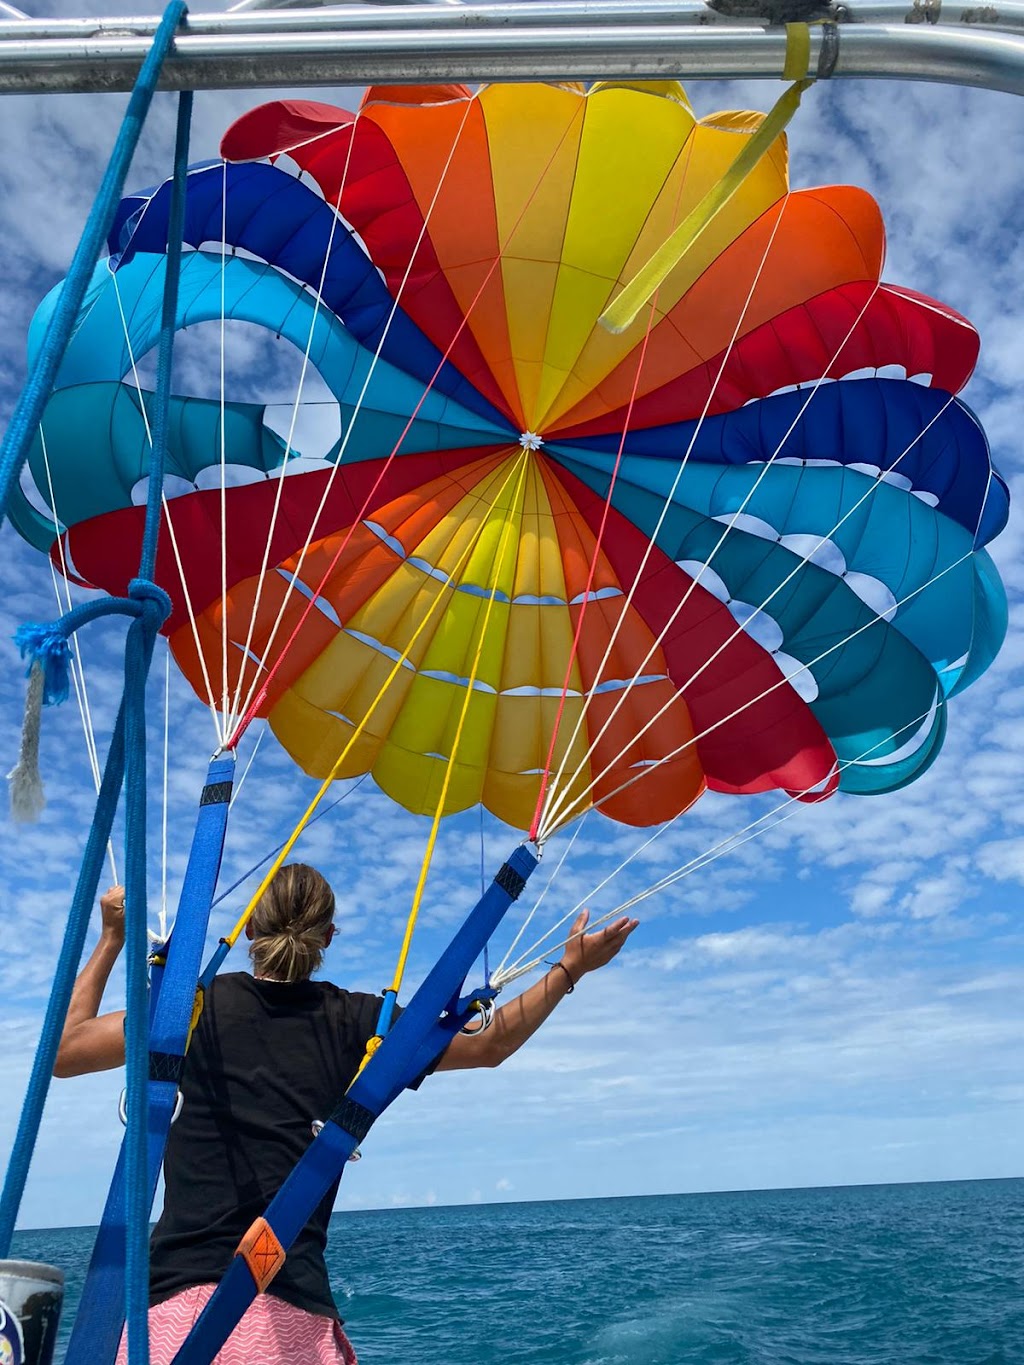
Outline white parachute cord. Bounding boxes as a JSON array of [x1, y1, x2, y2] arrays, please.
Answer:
[[227, 92, 481, 738], [497, 810, 689, 983], [159, 646, 170, 939], [39, 431, 119, 885], [540, 378, 956, 841], [224, 124, 362, 739], [598, 698, 943, 919], [540, 270, 885, 838], [547, 538, 975, 841], [111, 271, 226, 744], [491, 808, 591, 983], [495, 697, 945, 987], [537, 193, 794, 835], [229, 724, 266, 810]]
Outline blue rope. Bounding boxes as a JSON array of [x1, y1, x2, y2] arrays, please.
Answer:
[[121, 597, 164, 1365], [0, 0, 187, 533], [0, 21, 187, 1349], [0, 702, 128, 1254], [121, 87, 193, 1365]]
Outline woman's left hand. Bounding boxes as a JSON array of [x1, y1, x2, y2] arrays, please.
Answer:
[[99, 885, 126, 946], [560, 908, 638, 983]]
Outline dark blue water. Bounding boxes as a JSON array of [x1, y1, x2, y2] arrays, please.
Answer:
[[13, 1179, 1024, 1364]]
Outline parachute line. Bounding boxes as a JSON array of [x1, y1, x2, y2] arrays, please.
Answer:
[[495, 695, 945, 988], [225, 116, 363, 740], [225, 93, 482, 742], [492, 807, 591, 986], [390, 449, 531, 998], [540, 380, 958, 838], [220, 157, 230, 730], [218, 451, 533, 954], [554, 542, 973, 840], [528, 288, 662, 842], [224, 93, 589, 752], [39, 428, 119, 884], [537, 194, 795, 839], [111, 270, 226, 743]]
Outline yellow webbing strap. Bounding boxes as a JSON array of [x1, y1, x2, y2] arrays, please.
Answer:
[[783, 21, 812, 81], [599, 26, 815, 336], [188, 984, 205, 1045]]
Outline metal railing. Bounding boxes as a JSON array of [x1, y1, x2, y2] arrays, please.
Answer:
[[1, 0, 1024, 96]]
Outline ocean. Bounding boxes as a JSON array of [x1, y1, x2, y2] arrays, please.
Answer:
[[12, 1178, 1023, 1364]]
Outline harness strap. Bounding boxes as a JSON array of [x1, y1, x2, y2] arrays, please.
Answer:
[[170, 844, 538, 1365], [64, 754, 234, 1365]]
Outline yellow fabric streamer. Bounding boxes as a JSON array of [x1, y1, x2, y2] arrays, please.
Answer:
[[599, 33, 814, 336]]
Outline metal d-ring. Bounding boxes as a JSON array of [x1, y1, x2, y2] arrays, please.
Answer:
[[460, 997, 496, 1036], [311, 1119, 362, 1161], [118, 1087, 183, 1126]]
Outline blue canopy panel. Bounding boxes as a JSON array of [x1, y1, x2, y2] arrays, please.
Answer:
[[20, 378, 508, 551], [31, 255, 513, 454], [549, 443, 1007, 699], [103, 160, 508, 428], [548, 447, 1002, 794], [556, 378, 1009, 548]]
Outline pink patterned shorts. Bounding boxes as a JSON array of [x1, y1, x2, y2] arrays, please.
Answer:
[[114, 1284, 359, 1365]]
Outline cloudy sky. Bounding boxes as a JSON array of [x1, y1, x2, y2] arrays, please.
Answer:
[[1, 2, 1023, 1233]]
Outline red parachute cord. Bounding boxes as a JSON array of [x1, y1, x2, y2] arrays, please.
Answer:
[[527, 298, 660, 843], [225, 103, 588, 752]]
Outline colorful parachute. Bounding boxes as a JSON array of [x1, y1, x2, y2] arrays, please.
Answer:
[[13, 81, 1008, 831]]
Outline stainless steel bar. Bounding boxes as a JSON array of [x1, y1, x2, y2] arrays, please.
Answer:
[[0, 2, 772, 43], [4, 0, 1024, 47], [2, 10, 1024, 95]]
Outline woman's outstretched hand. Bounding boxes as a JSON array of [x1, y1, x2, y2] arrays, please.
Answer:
[[560, 908, 638, 983]]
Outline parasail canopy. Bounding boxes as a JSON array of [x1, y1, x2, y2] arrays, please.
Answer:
[[15, 81, 1009, 832]]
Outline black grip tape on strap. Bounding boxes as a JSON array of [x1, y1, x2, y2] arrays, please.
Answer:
[[328, 1096, 376, 1143], [149, 1051, 185, 1084], [495, 860, 527, 900]]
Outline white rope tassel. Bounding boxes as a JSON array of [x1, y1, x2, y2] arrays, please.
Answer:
[[8, 661, 47, 822]]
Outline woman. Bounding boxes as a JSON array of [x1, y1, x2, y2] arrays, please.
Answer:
[[56, 864, 637, 1364]]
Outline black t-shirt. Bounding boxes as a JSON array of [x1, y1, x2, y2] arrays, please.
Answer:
[[149, 972, 384, 1319]]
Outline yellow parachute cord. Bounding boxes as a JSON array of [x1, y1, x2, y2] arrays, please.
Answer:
[[390, 449, 530, 996], [217, 448, 532, 957], [352, 449, 531, 1080], [599, 27, 816, 336]]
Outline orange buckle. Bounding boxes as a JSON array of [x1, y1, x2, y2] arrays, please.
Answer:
[[236, 1217, 286, 1293]]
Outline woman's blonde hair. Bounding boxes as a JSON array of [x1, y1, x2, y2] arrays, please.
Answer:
[[248, 863, 336, 983]]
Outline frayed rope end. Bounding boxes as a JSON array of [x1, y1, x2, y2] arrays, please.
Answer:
[[14, 621, 72, 706], [8, 661, 47, 823]]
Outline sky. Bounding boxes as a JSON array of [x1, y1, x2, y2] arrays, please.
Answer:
[[1, 2, 1023, 1233]]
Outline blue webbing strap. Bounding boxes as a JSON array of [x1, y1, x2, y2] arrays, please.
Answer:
[[65, 754, 235, 1365], [0, 0, 187, 533], [171, 843, 538, 1365]]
